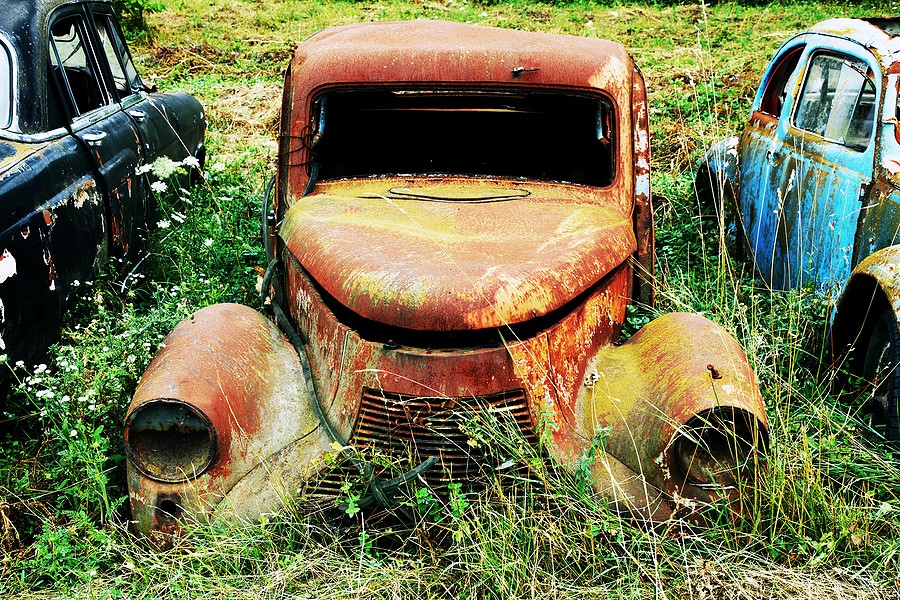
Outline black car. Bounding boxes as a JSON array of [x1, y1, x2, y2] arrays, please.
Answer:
[[0, 0, 205, 365]]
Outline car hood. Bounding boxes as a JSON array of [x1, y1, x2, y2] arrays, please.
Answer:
[[279, 181, 636, 331]]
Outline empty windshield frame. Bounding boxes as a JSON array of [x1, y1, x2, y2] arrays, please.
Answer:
[[310, 88, 616, 187]]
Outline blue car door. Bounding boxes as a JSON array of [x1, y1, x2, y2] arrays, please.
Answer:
[[738, 40, 806, 289], [740, 37, 878, 291]]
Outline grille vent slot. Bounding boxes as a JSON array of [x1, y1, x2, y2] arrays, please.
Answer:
[[311, 388, 537, 497]]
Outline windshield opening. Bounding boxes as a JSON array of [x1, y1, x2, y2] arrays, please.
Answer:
[[310, 89, 616, 187]]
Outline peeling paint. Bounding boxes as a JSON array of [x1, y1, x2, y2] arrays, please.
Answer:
[[0, 249, 17, 283]]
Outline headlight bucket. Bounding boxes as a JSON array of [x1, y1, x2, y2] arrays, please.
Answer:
[[673, 407, 766, 489], [124, 399, 216, 483]]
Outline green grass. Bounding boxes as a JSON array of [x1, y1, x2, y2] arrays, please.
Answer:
[[2, 1, 900, 597]]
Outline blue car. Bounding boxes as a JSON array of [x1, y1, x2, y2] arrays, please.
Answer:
[[698, 18, 900, 438]]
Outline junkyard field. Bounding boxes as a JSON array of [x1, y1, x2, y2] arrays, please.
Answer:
[[1, 1, 898, 598]]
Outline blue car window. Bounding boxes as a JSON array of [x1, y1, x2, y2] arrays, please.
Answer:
[[795, 53, 876, 150]]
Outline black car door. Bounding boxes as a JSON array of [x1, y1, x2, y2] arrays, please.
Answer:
[[49, 9, 147, 258], [90, 10, 193, 174]]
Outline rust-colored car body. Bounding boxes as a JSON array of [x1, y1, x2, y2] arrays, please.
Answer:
[[125, 21, 767, 536]]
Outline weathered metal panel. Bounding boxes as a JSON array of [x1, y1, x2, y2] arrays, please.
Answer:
[[581, 313, 766, 521], [125, 304, 331, 535], [738, 36, 880, 291], [282, 20, 636, 209], [631, 65, 654, 306], [279, 177, 636, 331], [0, 139, 106, 361]]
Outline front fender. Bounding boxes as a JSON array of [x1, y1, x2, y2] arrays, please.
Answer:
[[124, 303, 331, 536], [581, 313, 767, 522], [700, 135, 740, 192], [831, 245, 900, 362]]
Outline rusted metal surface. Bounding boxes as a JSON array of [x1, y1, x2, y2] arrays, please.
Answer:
[[832, 245, 900, 364], [0, 0, 205, 367], [125, 303, 332, 535], [279, 177, 636, 331], [279, 20, 635, 212], [631, 66, 655, 306], [129, 21, 767, 534], [581, 313, 766, 521]]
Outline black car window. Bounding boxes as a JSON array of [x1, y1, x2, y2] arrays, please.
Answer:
[[794, 53, 876, 150], [48, 15, 107, 122], [0, 40, 12, 129], [94, 15, 141, 97]]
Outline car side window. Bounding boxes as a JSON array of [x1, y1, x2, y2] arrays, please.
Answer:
[[48, 15, 107, 124], [794, 53, 876, 150], [94, 15, 142, 98], [758, 45, 805, 118]]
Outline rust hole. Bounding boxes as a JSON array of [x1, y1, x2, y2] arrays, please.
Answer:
[[125, 400, 216, 483]]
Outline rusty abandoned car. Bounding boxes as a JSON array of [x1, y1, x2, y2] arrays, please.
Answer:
[[697, 19, 900, 439], [0, 0, 205, 365], [125, 21, 768, 535]]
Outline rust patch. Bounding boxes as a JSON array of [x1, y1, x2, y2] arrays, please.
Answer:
[[280, 177, 636, 331]]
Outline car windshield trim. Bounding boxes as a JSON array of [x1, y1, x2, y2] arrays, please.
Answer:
[[0, 34, 15, 131]]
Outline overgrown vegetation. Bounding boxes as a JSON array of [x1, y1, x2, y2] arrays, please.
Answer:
[[2, 1, 899, 597]]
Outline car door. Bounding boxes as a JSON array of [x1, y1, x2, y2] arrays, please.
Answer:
[[738, 41, 806, 289], [92, 9, 195, 167], [49, 8, 147, 258], [740, 39, 878, 291], [782, 48, 877, 291]]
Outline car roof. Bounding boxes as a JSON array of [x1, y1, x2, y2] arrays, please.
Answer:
[[291, 20, 634, 98], [807, 18, 900, 70]]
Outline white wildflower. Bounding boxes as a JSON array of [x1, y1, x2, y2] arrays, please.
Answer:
[[157, 219, 171, 229], [208, 161, 226, 172], [182, 155, 200, 169], [136, 163, 153, 175], [70, 429, 78, 438], [150, 156, 180, 179], [151, 180, 168, 194], [204, 238, 213, 247]]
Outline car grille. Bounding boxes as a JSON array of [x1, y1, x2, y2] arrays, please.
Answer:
[[310, 388, 538, 498]]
